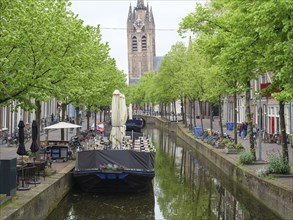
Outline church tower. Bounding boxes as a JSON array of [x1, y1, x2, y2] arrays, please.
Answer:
[[127, 0, 156, 85]]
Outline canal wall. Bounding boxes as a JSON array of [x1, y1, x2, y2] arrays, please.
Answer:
[[1, 162, 75, 220], [142, 115, 293, 220]]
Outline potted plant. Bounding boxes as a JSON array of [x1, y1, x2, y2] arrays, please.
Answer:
[[21, 150, 33, 162], [267, 154, 291, 175], [224, 142, 244, 154], [235, 143, 244, 150], [215, 138, 228, 149]]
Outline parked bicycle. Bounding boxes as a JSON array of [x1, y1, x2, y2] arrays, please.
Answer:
[[7, 133, 18, 146], [24, 128, 32, 142], [261, 130, 269, 143], [0, 128, 9, 145], [223, 132, 234, 142], [207, 131, 221, 146], [69, 135, 81, 152]]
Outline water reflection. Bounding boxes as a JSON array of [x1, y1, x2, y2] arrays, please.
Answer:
[[148, 127, 282, 220], [47, 126, 282, 220], [46, 190, 155, 220]]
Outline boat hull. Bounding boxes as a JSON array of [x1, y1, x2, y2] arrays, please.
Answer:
[[73, 144, 155, 193], [73, 170, 154, 193]]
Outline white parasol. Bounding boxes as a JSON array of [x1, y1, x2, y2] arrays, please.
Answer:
[[44, 121, 82, 141], [44, 122, 82, 129], [119, 93, 128, 141], [128, 104, 133, 120], [110, 90, 127, 149]]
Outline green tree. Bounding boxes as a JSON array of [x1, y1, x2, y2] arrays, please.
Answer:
[[179, 1, 265, 159], [156, 42, 187, 119], [1, 0, 127, 142], [248, 0, 293, 161]]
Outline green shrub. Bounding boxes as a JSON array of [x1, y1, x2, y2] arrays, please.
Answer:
[[226, 141, 235, 149], [221, 138, 230, 145], [268, 155, 291, 174], [235, 143, 244, 149], [239, 150, 254, 165], [25, 150, 32, 157]]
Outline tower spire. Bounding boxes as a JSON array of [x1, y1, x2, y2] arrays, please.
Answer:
[[137, 0, 144, 7], [150, 6, 155, 25], [145, 4, 149, 22], [137, 0, 145, 9], [128, 4, 132, 20]]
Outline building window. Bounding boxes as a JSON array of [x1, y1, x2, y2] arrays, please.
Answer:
[[132, 37, 137, 51], [142, 36, 147, 51], [262, 74, 266, 83], [275, 107, 279, 116]]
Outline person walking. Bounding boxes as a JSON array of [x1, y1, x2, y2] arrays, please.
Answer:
[[239, 123, 244, 138], [243, 122, 248, 139]]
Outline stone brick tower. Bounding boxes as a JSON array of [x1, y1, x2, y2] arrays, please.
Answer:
[[127, 0, 156, 85]]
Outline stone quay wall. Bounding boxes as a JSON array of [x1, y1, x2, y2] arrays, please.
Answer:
[[1, 162, 75, 220]]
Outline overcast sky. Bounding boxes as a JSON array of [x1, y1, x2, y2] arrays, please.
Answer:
[[69, 0, 209, 74]]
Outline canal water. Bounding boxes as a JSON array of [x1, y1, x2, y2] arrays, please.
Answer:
[[47, 126, 282, 220]]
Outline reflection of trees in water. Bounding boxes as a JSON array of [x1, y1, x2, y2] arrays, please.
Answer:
[[154, 129, 281, 220], [155, 147, 217, 220]]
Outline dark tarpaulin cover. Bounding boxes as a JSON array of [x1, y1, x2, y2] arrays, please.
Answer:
[[75, 150, 155, 171]]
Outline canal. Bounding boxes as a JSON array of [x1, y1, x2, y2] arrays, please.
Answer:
[[47, 126, 282, 220]]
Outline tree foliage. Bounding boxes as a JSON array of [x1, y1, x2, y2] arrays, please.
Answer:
[[0, 0, 126, 111]]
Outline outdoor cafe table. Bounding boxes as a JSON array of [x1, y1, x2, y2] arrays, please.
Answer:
[[16, 160, 47, 189]]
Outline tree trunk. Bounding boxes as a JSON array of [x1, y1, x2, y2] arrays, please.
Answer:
[[184, 97, 188, 127], [246, 80, 256, 160], [76, 106, 80, 134], [35, 101, 41, 160], [35, 101, 41, 146], [86, 110, 90, 130], [199, 100, 204, 131], [189, 99, 193, 130], [168, 102, 171, 121], [94, 110, 97, 131], [233, 93, 238, 144], [174, 101, 178, 121], [209, 102, 213, 131], [181, 99, 185, 124], [219, 95, 224, 137], [279, 101, 289, 161], [61, 103, 66, 141], [103, 109, 106, 122], [193, 100, 196, 128], [171, 101, 174, 121]]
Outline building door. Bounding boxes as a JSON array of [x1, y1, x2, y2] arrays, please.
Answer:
[[269, 117, 275, 134]]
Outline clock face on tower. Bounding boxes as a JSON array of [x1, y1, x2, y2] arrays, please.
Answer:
[[133, 19, 144, 30]]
